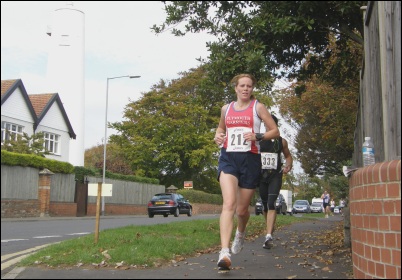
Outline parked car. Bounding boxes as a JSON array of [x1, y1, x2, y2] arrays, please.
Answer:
[[292, 200, 311, 214], [255, 194, 287, 215], [334, 206, 341, 214], [310, 202, 323, 213], [147, 193, 192, 218], [276, 193, 287, 215], [255, 198, 263, 215]]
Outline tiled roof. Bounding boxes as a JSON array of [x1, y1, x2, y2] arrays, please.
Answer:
[[1, 79, 18, 97], [1, 79, 76, 139], [29, 94, 55, 117]]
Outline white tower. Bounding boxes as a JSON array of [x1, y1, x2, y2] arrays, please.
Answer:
[[46, 2, 85, 166]]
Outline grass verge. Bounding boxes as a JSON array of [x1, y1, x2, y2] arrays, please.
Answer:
[[19, 214, 316, 269]]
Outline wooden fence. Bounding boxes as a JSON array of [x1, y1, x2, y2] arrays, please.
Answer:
[[1, 165, 165, 218], [354, 1, 401, 167], [349, 2, 401, 279]]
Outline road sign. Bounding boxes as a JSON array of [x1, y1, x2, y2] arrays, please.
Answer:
[[88, 183, 113, 196]]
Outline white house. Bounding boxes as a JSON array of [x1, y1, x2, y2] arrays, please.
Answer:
[[1, 79, 76, 164]]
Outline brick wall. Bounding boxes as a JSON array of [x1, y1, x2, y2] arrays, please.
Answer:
[[1, 201, 248, 218], [1, 201, 224, 218], [86, 203, 148, 216], [85, 203, 223, 216], [1, 200, 40, 218], [349, 160, 401, 279], [49, 202, 77, 216]]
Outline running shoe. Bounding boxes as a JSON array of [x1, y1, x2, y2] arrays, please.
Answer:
[[263, 235, 273, 249], [231, 230, 245, 254], [217, 248, 231, 269]]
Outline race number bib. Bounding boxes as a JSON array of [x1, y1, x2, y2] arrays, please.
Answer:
[[261, 152, 278, 169], [226, 127, 252, 152]]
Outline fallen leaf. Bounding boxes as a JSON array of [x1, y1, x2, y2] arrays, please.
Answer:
[[322, 266, 331, 271], [115, 261, 125, 267], [103, 253, 111, 259], [275, 264, 284, 269]]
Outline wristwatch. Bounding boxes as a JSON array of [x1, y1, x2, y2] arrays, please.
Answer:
[[255, 133, 264, 141]]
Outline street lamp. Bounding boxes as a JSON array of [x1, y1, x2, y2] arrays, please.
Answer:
[[102, 75, 140, 215]]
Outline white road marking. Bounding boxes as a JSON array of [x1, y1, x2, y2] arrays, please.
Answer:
[[1, 239, 28, 243], [1, 232, 89, 273], [32, 235, 62, 239]]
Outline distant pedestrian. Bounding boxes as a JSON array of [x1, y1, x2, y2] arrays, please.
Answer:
[[339, 198, 346, 216], [321, 191, 331, 218], [330, 198, 335, 216]]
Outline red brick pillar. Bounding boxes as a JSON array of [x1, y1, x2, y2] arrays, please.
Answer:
[[38, 168, 54, 217], [349, 160, 401, 279]]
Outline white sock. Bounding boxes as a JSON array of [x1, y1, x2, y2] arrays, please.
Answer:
[[266, 234, 272, 239]]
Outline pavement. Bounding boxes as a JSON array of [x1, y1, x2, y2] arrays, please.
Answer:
[[2, 215, 353, 279]]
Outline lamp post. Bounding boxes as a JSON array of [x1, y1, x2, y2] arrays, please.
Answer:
[[102, 75, 140, 215]]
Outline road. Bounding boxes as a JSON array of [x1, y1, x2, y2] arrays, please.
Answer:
[[1, 214, 219, 277]]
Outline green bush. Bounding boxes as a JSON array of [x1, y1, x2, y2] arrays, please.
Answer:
[[177, 188, 260, 206], [177, 189, 222, 205], [74, 166, 97, 183], [74, 167, 160, 184], [105, 170, 159, 185], [1, 151, 159, 184], [1, 150, 74, 174]]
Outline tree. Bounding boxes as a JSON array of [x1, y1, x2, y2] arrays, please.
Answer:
[[292, 174, 324, 201], [1, 131, 50, 157], [153, 1, 365, 177], [153, 1, 365, 89], [325, 175, 349, 203], [109, 67, 222, 193], [282, 172, 297, 193], [275, 35, 361, 176], [84, 144, 104, 171], [84, 143, 134, 176]]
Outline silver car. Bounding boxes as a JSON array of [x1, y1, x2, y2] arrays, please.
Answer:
[[310, 202, 323, 213], [292, 200, 311, 214]]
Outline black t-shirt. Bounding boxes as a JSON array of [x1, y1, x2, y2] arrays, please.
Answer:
[[259, 137, 283, 172]]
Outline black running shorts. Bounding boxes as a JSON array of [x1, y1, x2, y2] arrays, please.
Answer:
[[217, 148, 261, 189]]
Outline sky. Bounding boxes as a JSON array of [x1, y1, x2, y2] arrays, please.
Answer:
[[1, 1, 216, 149], [1, 1, 303, 174]]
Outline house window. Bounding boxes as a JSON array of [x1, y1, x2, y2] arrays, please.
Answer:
[[44, 132, 60, 154], [1, 122, 23, 144]]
